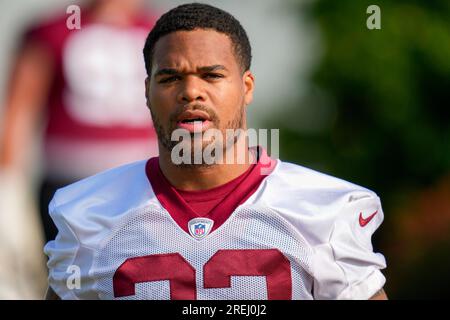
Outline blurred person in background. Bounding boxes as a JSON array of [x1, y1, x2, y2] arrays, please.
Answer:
[[1, 0, 159, 241], [0, 0, 159, 298]]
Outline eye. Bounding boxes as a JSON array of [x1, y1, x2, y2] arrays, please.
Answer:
[[158, 76, 181, 84], [203, 73, 224, 80]]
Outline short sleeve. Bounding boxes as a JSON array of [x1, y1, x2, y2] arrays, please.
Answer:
[[312, 192, 387, 300], [43, 191, 80, 300]]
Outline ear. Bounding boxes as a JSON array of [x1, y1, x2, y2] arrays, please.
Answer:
[[145, 77, 151, 109], [243, 70, 255, 106]]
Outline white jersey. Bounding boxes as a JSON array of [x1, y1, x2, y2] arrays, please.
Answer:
[[44, 158, 386, 300]]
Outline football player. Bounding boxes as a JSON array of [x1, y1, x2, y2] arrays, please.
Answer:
[[45, 3, 387, 300]]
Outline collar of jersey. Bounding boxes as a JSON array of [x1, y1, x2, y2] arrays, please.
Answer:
[[145, 146, 277, 236]]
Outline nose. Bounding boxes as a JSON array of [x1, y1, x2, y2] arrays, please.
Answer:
[[177, 75, 206, 104]]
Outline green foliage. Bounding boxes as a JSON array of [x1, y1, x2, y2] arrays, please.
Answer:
[[275, 0, 450, 203]]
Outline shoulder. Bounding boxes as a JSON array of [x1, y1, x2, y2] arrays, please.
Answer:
[[258, 159, 383, 244], [49, 160, 156, 243], [265, 159, 379, 207], [133, 12, 159, 30], [52, 159, 153, 211], [25, 13, 68, 41], [23, 12, 76, 59]]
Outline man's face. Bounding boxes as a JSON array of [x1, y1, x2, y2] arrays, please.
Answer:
[[145, 29, 254, 159]]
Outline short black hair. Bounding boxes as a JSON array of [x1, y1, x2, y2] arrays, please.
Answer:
[[143, 3, 252, 76]]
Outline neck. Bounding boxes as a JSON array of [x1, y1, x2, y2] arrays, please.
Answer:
[[158, 139, 255, 191], [89, 1, 141, 26]]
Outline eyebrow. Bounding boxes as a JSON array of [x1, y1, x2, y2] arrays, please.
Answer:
[[154, 65, 228, 77]]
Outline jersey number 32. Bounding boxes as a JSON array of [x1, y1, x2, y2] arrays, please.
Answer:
[[113, 248, 292, 299]]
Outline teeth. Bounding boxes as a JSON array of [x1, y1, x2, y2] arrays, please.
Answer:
[[183, 118, 204, 123]]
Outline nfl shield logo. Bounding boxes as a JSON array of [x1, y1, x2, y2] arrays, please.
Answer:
[[194, 223, 205, 236], [188, 218, 214, 240]]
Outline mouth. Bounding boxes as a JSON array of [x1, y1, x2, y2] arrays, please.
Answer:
[[180, 118, 206, 124], [176, 110, 213, 132]]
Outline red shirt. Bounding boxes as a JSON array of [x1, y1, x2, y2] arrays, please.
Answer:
[[176, 162, 255, 216]]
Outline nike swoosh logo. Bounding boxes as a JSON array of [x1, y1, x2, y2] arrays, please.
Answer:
[[359, 210, 378, 227]]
